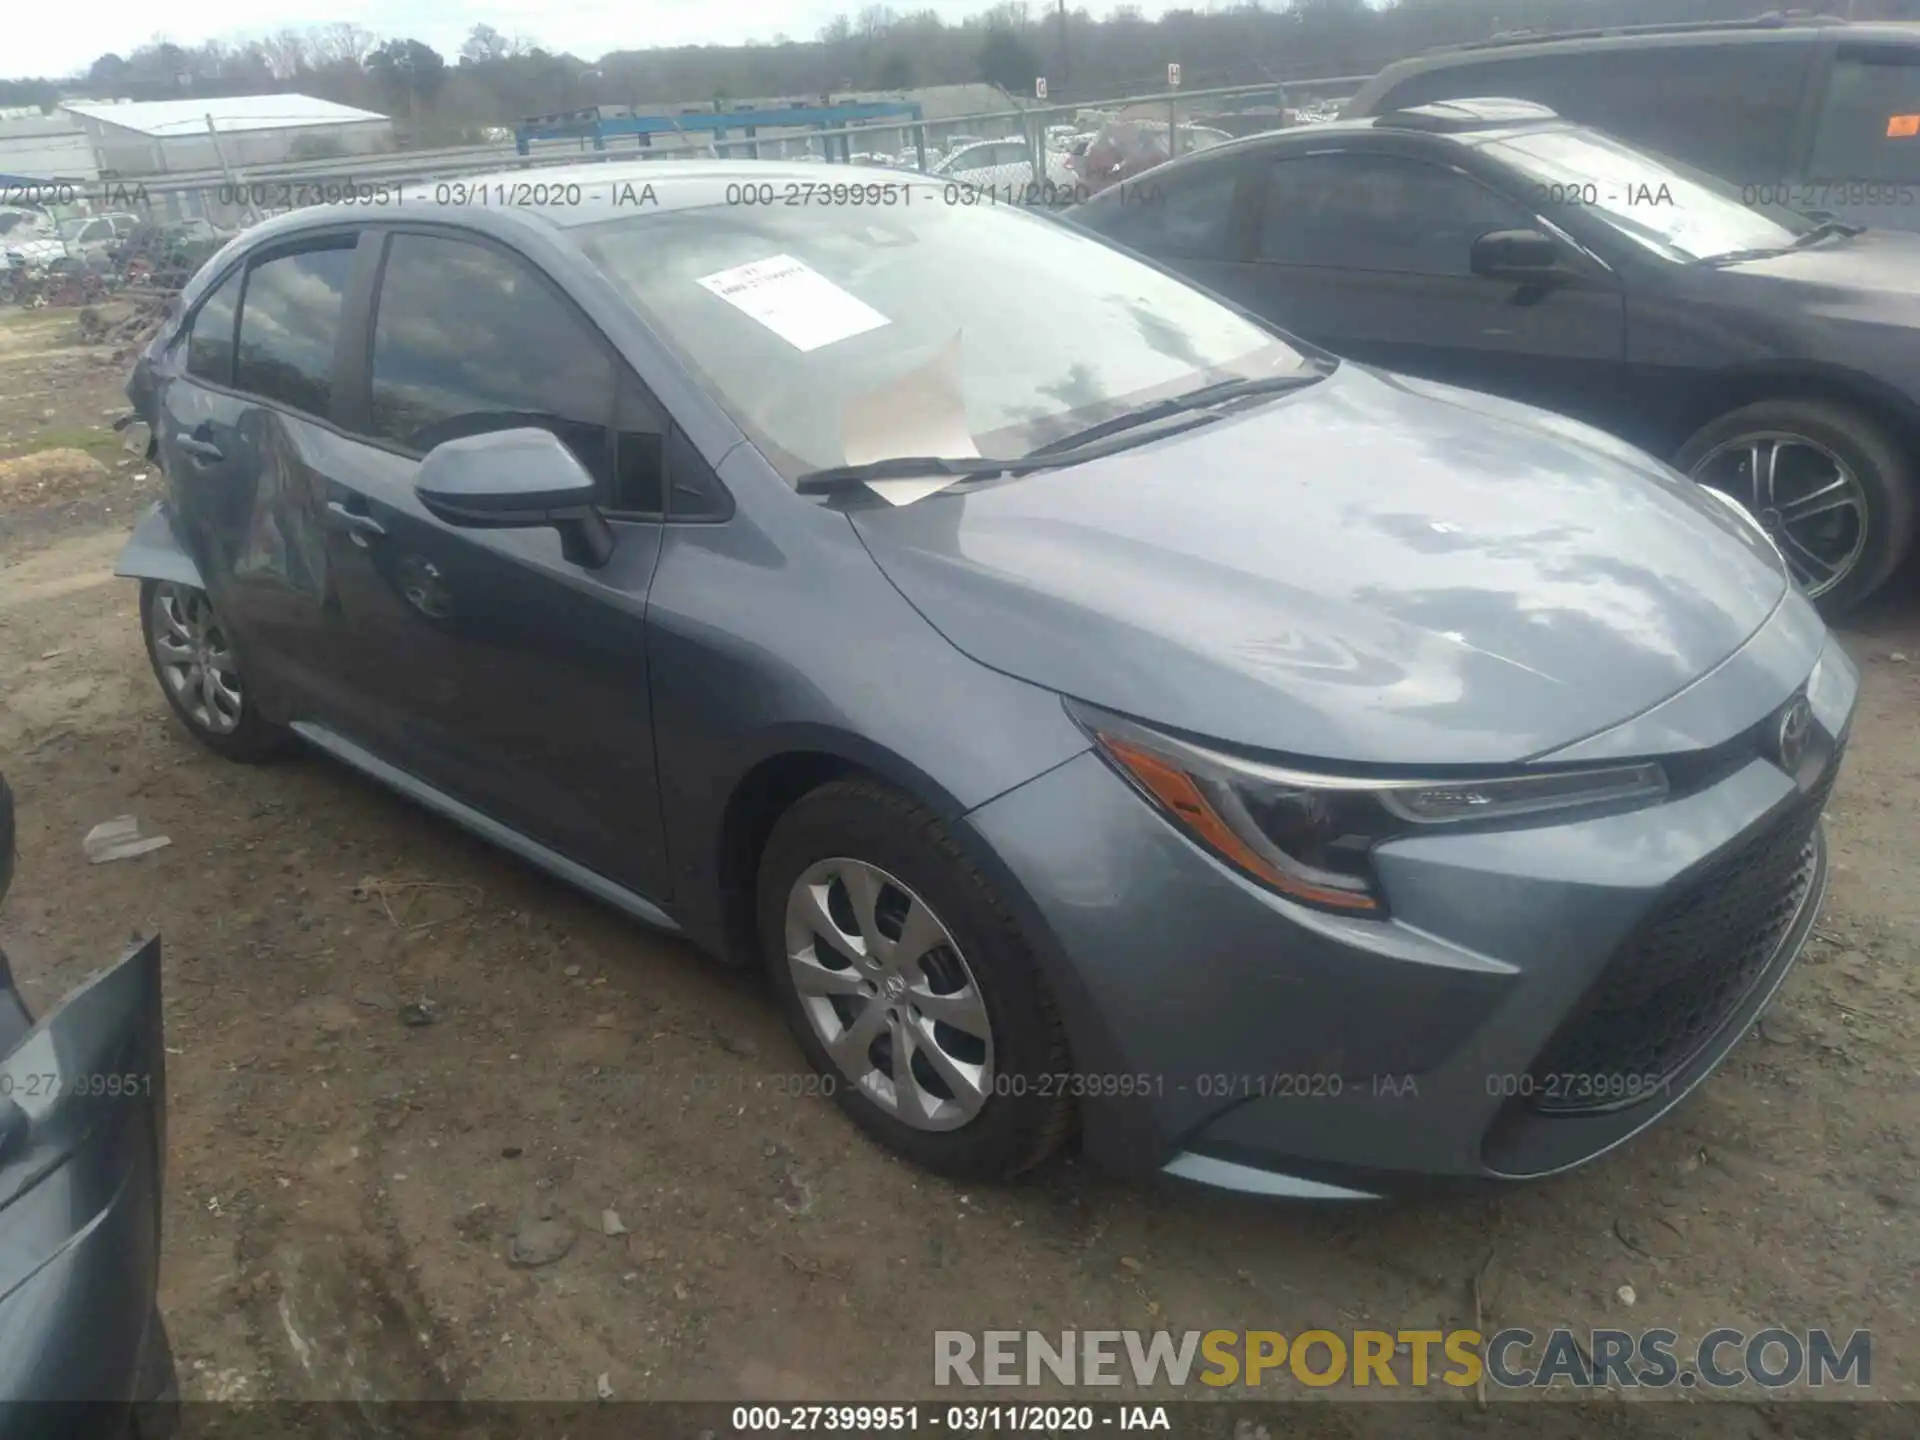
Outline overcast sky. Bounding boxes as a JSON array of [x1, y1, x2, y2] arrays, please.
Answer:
[[14, 1, 1205, 82]]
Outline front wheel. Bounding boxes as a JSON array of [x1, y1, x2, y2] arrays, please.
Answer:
[[757, 778, 1073, 1180], [1676, 398, 1916, 618]]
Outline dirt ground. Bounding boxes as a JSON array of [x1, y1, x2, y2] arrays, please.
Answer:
[[1, 304, 1916, 1428]]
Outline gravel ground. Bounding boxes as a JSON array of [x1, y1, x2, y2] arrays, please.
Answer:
[[1, 306, 1915, 1432]]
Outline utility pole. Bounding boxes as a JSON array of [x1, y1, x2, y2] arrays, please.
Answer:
[[1058, 0, 1069, 91]]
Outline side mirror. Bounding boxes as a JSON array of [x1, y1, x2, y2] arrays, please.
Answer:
[[1470, 227, 1566, 280], [414, 427, 614, 569]]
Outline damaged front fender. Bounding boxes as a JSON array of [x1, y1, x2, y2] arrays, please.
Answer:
[[113, 501, 202, 592]]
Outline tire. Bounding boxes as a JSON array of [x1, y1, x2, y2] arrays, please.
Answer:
[[139, 580, 290, 762], [756, 778, 1073, 1181], [1674, 398, 1916, 619]]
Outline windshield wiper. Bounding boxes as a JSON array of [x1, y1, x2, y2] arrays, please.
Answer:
[[1025, 371, 1327, 458], [1788, 217, 1866, 248], [796, 371, 1329, 491], [1701, 218, 1866, 267], [795, 455, 1058, 493]]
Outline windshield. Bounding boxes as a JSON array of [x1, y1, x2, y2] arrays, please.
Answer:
[[573, 190, 1309, 479], [1479, 127, 1820, 262]]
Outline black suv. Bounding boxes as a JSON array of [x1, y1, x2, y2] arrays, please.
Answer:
[[1345, 14, 1920, 233]]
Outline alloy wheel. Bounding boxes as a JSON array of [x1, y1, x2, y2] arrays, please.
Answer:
[[783, 858, 994, 1131], [148, 582, 243, 735], [1688, 432, 1869, 599]]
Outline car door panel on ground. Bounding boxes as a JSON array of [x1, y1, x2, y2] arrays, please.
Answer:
[[314, 227, 676, 900], [1225, 150, 1625, 430]]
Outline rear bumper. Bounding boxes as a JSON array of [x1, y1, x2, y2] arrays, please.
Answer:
[[963, 644, 1855, 1193], [113, 501, 203, 592]]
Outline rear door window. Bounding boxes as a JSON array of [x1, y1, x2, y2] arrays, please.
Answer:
[[233, 242, 356, 419], [1089, 161, 1244, 262], [185, 268, 242, 386], [1808, 48, 1920, 182]]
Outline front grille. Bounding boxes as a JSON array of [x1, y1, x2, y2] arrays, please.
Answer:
[[1526, 765, 1834, 1116]]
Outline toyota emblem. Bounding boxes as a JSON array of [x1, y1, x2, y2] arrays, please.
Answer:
[[1776, 695, 1814, 773]]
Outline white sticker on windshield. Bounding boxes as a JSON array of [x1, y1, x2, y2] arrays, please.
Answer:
[[696, 254, 890, 352]]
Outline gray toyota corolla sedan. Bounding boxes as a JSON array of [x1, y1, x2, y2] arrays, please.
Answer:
[[116, 161, 1856, 1198]]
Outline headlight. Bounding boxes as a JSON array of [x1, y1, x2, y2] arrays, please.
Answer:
[[1069, 700, 1667, 916]]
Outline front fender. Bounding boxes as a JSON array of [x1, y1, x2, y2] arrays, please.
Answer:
[[113, 502, 201, 591]]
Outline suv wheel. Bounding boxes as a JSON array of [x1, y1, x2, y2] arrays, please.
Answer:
[[139, 580, 288, 762], [756, 778, 1073, 1180], [1676, 398, 1915, 617]]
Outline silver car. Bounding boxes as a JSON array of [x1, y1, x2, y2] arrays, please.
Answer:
[[114, 161, 1854, 1197]]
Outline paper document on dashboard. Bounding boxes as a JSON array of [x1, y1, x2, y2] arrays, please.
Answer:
[[696, 254, 890, 352]]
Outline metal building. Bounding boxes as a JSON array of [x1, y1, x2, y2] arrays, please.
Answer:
[[60, 94, 395, 177]]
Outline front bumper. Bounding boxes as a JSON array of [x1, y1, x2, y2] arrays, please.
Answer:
[[963, 627, 1858, 1194]]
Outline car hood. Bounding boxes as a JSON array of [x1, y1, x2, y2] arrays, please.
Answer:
[[850, 365, 1790, 766], [1705, 227, 1920, 305]]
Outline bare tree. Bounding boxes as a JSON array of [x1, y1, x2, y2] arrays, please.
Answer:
[[981, 1, 1035, 29], [857, 5, 901, 40], [256, 29, 312, 80], [462, 24, 513, 65], [312, 23, 379, 67]]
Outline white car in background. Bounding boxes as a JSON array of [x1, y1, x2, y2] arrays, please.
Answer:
[[932, 138, 1079, 198], [4, 211, 141, 269], [0, 207, 56, 270]]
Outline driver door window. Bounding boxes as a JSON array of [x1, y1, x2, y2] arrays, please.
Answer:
[[368, 232, 617, 486], [1257, 152, 1534, 276], [367, 232, 694, 518]]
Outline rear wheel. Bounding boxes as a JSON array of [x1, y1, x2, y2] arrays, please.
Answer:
[[757, 778, 1073, 1180], [139, 580, 288, 762], [1676, 398, 1915, 618]]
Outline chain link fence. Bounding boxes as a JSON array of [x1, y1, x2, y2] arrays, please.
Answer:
[[0, 73, 1365, 349]]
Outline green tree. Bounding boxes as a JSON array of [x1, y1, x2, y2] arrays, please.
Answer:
[[977, 26, 1042, 92], [876, 52, 915, 89], [368, 38, 447, 107]]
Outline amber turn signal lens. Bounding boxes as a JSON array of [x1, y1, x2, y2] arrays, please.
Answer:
[[1098, 734, 1380, 912]]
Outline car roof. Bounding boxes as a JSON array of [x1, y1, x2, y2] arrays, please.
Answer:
[[1081, 103, 1573, 188], [231, 158, 959, 247], [1353, 14, 1920, 106]]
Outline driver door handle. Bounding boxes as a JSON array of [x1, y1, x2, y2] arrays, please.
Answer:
[[326, 500, 387, 542]]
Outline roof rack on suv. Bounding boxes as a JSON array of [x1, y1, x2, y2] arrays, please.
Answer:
[[1374, 97, 1559, 133], [1428, 9, 1847, 55]]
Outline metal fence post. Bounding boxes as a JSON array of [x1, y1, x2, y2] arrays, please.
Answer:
[[204, 115, 261, 226]]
